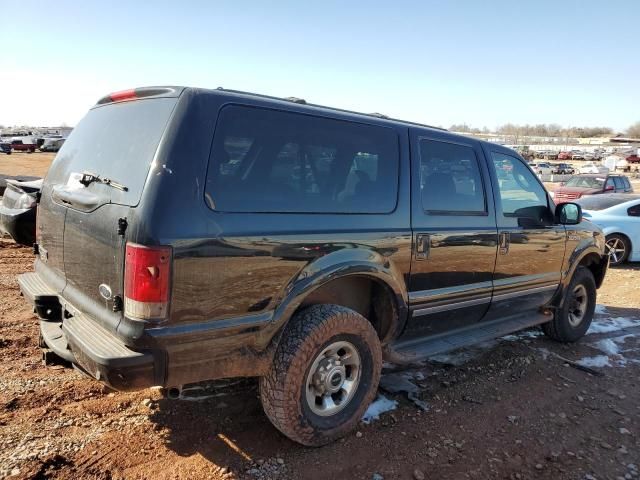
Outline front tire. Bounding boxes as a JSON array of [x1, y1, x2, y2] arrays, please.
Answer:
[[543, 267, 596, 342], [260, 304, 382, 446], [605, 234, 630, 266]]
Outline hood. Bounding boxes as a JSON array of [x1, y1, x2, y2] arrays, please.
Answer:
[[554, 186, 601, 195]]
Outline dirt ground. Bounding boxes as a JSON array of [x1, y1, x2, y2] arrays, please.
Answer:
[[0, 152, 53, 179], [1, 153, 640, 480]]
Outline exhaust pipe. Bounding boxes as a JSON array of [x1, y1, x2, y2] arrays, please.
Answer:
[[166, 386, 182, 400]]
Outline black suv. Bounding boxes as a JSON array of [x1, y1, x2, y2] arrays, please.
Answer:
[[19, 87, 609, 446]]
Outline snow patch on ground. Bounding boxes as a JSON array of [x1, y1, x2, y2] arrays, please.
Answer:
[[501, 329, 543, 342], [362, 395, 398, 424], [577, 355, 612, 368], [588, 316, 640, 334], [594, 304, 608, 315]]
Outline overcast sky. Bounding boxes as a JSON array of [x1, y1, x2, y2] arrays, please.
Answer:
[[1, 0, 638, 131]]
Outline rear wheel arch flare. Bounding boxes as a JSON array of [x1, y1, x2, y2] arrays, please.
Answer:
[[295, 274, 403, 344]]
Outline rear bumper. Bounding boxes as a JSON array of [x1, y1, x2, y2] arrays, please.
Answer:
[[18, 272, 160, 391]]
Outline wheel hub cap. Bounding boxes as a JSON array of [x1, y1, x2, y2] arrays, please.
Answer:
[[305, 340, 361, 417], [568, 284, 587, 327]]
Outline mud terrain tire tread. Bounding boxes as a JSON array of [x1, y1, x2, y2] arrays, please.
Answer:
[[543, 266, 596, 342], [260, 304, 381, 447]]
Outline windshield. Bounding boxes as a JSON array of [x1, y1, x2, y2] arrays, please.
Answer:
[[564, 176, 604, 189]]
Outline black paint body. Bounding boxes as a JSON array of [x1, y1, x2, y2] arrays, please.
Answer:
[[21, 87, 609, 390]]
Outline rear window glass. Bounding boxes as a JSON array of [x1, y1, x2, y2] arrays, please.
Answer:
[[205, 106, 399, 213], [565, 176, 604, 189], [46, 98, 177, 205]]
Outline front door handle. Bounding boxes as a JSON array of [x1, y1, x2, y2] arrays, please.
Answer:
[[499, 232, 510, 255], [415, 234, 430, 260]]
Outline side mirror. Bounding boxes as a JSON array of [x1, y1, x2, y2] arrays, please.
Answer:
[[556, 202, 582, 225]]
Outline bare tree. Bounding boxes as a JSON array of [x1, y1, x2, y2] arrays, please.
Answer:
[[627, 121, 640, 138]]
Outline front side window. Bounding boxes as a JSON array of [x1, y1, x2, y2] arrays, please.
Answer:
[[205, 106, 399, 213], [419, 140, 486, 214], [491, 152, 549, 217]]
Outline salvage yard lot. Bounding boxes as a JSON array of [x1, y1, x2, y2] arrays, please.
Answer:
[[1, 152, 639, 480]]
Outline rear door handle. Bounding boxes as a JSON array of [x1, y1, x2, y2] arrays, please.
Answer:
[[499, 232, 510, 255], [415, 234, 430, 260]]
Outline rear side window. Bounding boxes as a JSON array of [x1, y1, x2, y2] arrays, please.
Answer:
[[624, 177, 632, 190], [629, 204, 640, 217], [205, 106, 399, 213], [419, 140, 486, 214]]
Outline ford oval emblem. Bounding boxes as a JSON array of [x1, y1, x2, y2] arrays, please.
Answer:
[[99, 284, 113, 300]]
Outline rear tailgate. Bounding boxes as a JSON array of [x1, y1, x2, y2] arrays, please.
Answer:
[[36, 90, 180, 334]]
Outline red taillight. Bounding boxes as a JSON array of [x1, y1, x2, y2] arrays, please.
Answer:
[[124, 243, 172, 321], [109, 89, 138, 103]]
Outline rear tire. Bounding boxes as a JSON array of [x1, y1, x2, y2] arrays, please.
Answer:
[[543, 267, 596, 342], [605, 234, 630, 266], [260, 304, 382, 446]]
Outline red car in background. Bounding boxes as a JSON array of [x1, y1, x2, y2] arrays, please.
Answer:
[[557, 151, 572, 160], [552, 174, 633, 203], [10, 138, 38, 153]]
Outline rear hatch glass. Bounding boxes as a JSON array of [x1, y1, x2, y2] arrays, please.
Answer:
[[46, 97, 178, 208]]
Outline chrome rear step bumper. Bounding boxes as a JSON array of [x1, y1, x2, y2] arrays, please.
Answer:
[[18, 272, 160, 390]]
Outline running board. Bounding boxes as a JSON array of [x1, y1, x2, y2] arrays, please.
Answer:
[[384, 312, 552, 364]]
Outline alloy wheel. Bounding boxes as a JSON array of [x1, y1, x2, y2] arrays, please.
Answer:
[[605, 237, 626, 265], [305, 340, 361, 417]]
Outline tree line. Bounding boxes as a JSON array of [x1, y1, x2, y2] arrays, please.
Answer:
[[450, 122, 640, 139]]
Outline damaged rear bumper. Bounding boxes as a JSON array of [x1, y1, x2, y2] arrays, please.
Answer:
[[18, 272, 161, 391]]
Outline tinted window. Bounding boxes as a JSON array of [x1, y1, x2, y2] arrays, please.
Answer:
[[419, 140, 486, 213], [624, 177, 632, 190], [613, 177, 624, 189], [629, 204, 640, 217], [206, 106, 399, 213], [491, 152, 548, 216], [46, 98, 178, 205]]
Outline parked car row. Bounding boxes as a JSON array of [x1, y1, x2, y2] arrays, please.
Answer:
[[0, 137, 66, 154], [534, 150, 605, 161], [528, 161, 575, 175]]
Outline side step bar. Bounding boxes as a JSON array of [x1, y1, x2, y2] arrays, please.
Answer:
[[385, 312, 552, 364]]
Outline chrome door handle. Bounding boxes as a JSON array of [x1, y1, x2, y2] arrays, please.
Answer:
[[415, 234, 430, 260], [499, 232, 510, 255]]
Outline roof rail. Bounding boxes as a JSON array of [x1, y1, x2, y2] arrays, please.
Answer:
[[284, 97, 307, 104], [213, 87, 447, 131]]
